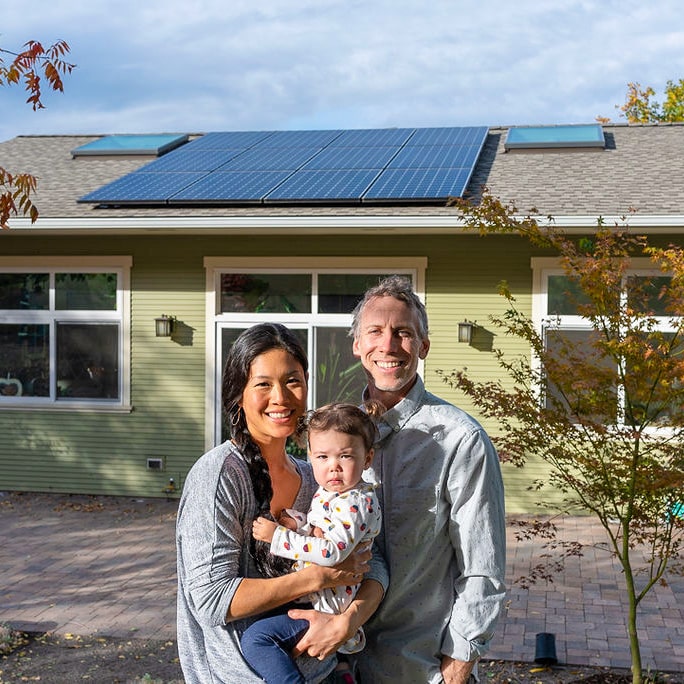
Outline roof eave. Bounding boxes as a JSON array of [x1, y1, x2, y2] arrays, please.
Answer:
[[3, 214, 684, 236]]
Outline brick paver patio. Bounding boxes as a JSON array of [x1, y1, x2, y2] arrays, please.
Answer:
[[1, 492, 682, 673]]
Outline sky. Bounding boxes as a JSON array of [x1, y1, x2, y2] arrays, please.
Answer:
[[1, 0, 683, 142]]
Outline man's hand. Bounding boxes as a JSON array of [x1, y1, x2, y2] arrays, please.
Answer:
[[441, 655, 476, 684], [252, 516, 278, 543], [289, 609, 353, 660]]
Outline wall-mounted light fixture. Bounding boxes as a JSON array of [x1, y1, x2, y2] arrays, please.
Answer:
[[457, 320, 475, 344], [155, 314, 175, 337]]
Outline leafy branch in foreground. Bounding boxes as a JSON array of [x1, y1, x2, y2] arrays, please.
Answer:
[[0, 39, 75, 228]]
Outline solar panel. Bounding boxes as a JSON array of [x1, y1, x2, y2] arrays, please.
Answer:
[[265, 170, 381, 202], [78, 125, 490, 205], [303, 146, 400, 170], [80, 172, 206, 203], [260, 129, 344, 147], [363, 168, 472, 202], [220, 146, 322, 171], [133, 149, 241, 173], [388, 144, 481, 170], [407, 126, 488, 146], [329, 128, 415, 147], [185, 131, 274, 150], [170, 171, 292, 202]]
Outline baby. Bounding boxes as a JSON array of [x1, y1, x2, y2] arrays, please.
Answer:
[[241, 402, 383, 684]]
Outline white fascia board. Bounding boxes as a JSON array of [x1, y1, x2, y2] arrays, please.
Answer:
[[5, 213, 684, 235], [5, 215, 470, 235]]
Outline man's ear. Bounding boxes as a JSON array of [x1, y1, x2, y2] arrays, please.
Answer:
[[352, 337, 361, 358], [419, 337, 430, 360]]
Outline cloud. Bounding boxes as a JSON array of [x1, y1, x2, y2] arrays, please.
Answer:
[[2, 0, 683, 141]]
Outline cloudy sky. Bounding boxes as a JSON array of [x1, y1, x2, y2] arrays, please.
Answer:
[[1, 0, 683, 142]]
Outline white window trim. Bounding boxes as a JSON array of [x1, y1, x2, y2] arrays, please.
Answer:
[[202, 257, 427, 449], [532, 256, 675, 330], [531, 256, 679, 430], [0, 256, 132, 412]]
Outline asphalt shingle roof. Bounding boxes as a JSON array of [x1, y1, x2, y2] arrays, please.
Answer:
[[470, 123, 684, 217], [1, 123, 683, 223]]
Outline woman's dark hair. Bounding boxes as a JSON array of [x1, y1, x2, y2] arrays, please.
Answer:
[[304, 401, 384, 453], [222, 323, 308, 578]]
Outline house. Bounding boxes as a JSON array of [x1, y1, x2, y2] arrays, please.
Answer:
[[1, 122, 683, 513]]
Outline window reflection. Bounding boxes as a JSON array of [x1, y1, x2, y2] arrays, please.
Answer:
[[0, 274, 49, 310], [56, 324, 119, 399], [55, 273, 117, 310], [0, 324, 49, 397], [220, 274, 311, 313]]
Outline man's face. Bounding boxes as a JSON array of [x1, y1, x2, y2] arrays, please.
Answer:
[[352, 295, 429, 407]]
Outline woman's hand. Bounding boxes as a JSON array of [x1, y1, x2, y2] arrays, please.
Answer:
[[316, 541, 372, 589], [252, 516, 278, 543]]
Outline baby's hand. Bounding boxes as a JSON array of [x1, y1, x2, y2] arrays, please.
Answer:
[[277, 511, 298, 531], [252, 516, 278, 543]]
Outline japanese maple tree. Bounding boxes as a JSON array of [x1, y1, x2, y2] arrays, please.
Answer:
[[441, 192, 684, 684]]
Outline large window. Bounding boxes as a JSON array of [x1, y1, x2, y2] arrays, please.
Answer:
[[205, 259, 426, 446], [533, 258, 681, 426], [0, 258, 131, 408]]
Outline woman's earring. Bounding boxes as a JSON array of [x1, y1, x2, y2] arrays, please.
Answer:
[[231, 407, 243, 428]]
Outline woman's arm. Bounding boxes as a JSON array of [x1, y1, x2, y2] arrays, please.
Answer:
[[228, 560, 364, 619]]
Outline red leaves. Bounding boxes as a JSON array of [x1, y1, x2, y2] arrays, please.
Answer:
[[0, 39, 75, 110], [0, 39, 75, 227], [0, 168, 39, 229]]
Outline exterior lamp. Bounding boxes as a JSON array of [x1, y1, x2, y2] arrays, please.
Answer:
[[155, 314, 175, 337], [457, 320, 475, 344]]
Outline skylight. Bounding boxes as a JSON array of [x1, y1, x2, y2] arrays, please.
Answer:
[[504, 124, 605, 151], [71, 134, 189, 157]]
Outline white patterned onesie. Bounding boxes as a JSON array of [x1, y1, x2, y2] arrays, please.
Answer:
[[270, 481, 382, 653]]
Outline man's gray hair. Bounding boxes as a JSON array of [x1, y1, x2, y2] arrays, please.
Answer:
[[350, 275, 429, 340]]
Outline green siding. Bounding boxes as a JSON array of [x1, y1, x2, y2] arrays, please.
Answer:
[[0, 231, 557, 511]]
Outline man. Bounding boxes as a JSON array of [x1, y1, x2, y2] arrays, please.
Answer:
[[350, 275, 507, 683]]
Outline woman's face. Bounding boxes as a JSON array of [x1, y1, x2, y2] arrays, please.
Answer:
[[240, 348, 308, 449]]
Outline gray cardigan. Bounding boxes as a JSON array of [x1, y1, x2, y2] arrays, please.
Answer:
[[176, 441, 335, 683]]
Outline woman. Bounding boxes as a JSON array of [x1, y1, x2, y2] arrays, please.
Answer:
[[176, 323, 369, 683]]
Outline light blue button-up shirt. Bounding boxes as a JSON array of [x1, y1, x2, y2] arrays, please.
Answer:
[[358, 376, 507, 683]]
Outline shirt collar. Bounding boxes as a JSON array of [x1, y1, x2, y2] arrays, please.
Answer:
[[363, 375, 426, 442]]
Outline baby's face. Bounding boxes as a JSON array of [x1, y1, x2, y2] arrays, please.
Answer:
[[308, 429, 372, 493]]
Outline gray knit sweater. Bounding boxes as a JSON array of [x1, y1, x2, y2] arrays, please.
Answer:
[[176, 441, 335, 683]]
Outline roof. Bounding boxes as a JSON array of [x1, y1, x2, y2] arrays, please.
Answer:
[[471, 123, 684, 216], [1, 123, 683, 229]]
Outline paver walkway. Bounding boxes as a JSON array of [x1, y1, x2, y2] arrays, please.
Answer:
[[1, 492, 683, 673]]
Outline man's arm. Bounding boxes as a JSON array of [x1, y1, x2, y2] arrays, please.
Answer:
[[442, 426, 507, 664], [441, 655, 475, 684]]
